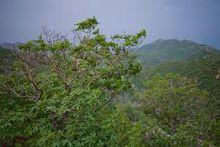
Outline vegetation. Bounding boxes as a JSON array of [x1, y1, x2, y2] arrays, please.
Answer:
[[0, 47, 13, 73], [0, 18, 219, 146], [147, 54, 220, 97], [136, 39, 218, 68], [134, 39, 220, 145], [137, 74, 216, 146], [0, 17, 147, 146]]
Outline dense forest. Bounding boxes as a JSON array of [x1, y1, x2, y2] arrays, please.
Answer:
[[0, 18, 219, 146]]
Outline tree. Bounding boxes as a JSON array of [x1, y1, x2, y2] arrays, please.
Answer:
[[0, 17, 146, 146], [138, 74, 216, 146]]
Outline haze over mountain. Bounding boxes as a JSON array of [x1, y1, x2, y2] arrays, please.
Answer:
[[1, 0, 220, 48]]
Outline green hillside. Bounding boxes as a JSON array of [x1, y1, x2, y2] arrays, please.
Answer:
[[149, 54, 220, 97], [134, 39, 220, 99], [136, 39, 219, 67], [132, 40, 220, 145]]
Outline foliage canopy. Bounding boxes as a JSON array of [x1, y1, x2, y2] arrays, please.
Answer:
[[0, 17, 146, 146]]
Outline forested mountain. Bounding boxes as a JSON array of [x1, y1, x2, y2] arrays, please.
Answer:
[[132, 39, 220, 145], [134, 40, 220, 91], [136, 39, 219, 67]]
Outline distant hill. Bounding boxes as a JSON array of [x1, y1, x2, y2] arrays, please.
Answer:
[[134, 39, 220, 98], [0, 42, 21, 51], [136, 39, 219, 67]]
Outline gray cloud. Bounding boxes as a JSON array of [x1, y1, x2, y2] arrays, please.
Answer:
[[0, 0, 220, 48]]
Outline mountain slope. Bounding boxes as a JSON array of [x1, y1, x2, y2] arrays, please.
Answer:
[[149, 54, 220, 97], [134, 39, 220, 98], [136, 39, 219, 67]]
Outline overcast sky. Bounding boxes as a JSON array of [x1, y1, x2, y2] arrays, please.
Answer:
[[0, 0, 220, 48]]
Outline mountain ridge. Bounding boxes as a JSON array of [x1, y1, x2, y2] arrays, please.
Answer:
[[135, 39, 220, 67]]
